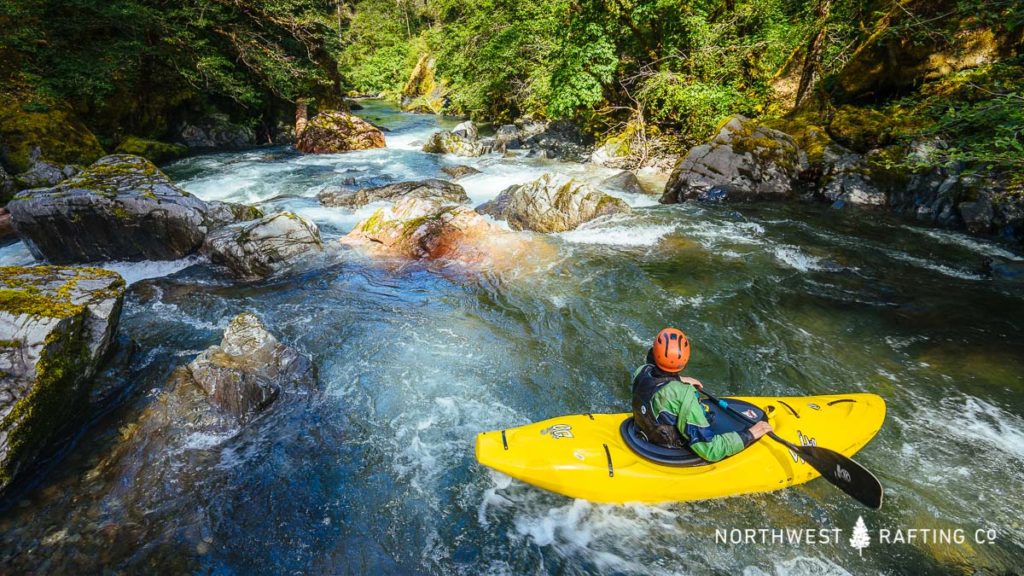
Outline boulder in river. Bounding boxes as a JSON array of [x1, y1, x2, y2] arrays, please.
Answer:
[[8, 154, 209, 263], [295, 111, 386, 154], [494, 124, 522, 152], [440, 165, 481, 180], [202, 211, 324, 280], [344, 197, 543, 268], [318, 179, 469, 209], [599, 170, 646, 196], [422, 128, 485, 157], [203, 200, 265, 230], [182, 312, 317, 422], [0, 266, 126, 492], [660, 115, 806, 204], [477, 173, 630, 233]]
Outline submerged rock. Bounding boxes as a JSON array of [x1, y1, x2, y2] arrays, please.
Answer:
[[318, 179, 469, 209], [477, 173, 630, 233], [203, 211, 324, 280], [344, 197, 539, 267], [440, 165, 481, 180], [661, 115, 806, 204], [295, 111, 385, 154], [0, 266, 126, 492], [8, 154, 208, 263], [182, 312, 317, 421]]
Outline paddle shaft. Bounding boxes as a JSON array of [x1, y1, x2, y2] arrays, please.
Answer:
[[700, 389, 884, 510]]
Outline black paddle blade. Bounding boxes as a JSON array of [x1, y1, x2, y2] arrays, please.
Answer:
[[797, 445, 884, 510]]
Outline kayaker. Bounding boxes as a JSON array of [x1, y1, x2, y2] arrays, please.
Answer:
[[631, 328, 772, 462]]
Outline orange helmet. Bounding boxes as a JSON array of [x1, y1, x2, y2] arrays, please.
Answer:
[[653, 328, 690, 373]]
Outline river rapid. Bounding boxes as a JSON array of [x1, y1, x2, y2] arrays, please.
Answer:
[[1, 101, 1023, 575]]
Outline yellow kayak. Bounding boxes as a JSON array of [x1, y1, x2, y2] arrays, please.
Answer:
[[475, 393, 885, 504]]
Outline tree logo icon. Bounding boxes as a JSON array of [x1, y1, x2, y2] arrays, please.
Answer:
[[849, 516, 870, 556]]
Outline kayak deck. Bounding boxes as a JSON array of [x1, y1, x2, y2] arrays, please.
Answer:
[[475, 393, 885, 504]]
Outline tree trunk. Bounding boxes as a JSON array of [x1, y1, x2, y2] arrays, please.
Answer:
[[295, 99, 310, 138], [795, 0, 832, 107]]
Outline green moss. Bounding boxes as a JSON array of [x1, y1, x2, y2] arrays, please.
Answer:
[[0, 95, 105, 173], [0, 339, 22, 348], [358, 208, 387, 236], [114, 137, 188, 164], [827, 106, 894, 153], [0, 289, 82, 318]]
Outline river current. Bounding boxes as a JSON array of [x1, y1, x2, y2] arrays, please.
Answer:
[[1, 101, 1022, 575]]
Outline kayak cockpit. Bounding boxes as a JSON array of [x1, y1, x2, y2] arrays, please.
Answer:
[[619, 398, 767, 467]]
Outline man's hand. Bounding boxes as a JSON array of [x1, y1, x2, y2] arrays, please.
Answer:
[[679, 376, 703, 390], [748, 421, 773, 439]]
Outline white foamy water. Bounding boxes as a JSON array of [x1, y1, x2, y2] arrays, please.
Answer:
[[905, 226, 1024, 261], [557, 223, 676, 247], [771, 245, 828, 272], [0, 241, 199, 284], [883, 249, 985, 280]]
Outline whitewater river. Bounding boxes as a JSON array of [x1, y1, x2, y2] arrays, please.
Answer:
[[1, 101, 1023, 575]]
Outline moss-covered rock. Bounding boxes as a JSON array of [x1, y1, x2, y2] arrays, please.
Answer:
[[827, 106, 894, 153], [0, 97, 104, 174], [0, 266, 125, 492], [114, 137, 188, 164], [7, 154, 209, 263], [295, 111, 385, 154], [661, 115, 806, 204], [477, 173, 631, 233], [422, 128, 485, 157], [401, 54, 447, 114]]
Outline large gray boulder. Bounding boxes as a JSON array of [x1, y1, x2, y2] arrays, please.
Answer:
[[182, 312, 316, 421], [7, 154, 209, 263], [202, 211, 324, 280], [440, 165, 481, 180], [423, 125, 485, 157], [318, 179, 469, 209], [661, 115, 806, 204], [0, 266, 126, 492], [203, 200, 264, 229], [477, 173, 630, 233], [599, 170, 646, 196]]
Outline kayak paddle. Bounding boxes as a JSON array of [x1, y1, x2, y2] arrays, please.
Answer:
[[701, 389, 884, 510]]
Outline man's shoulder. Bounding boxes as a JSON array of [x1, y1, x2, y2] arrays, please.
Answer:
[[653, 379, 694, 402]]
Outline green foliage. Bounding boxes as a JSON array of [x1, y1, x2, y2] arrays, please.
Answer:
[[637, 74, 750, 148]]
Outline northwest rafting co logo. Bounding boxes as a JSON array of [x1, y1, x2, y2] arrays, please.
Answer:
[[715, 517, 998, 551], [541, 424, 573, 439]]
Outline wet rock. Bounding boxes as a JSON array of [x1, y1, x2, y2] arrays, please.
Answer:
[[599, 170, 646, 195], [0, 97, 105, 174], [14, 149, 77, 190], [495, 125, 522, 152], [114, 137, 188, 164], [661, 115, 806, 204], [959, 195, 994, 235], [344, 197, 535, 265], [423, 129, 485, 157], [203, 212, 324, 280], [295, 111, 386, 154], [520, 119, 593, 163], [452, 121, 478, 142], [8, 154, 208, 263], [819, 147, 886, 208], [0, 208, 14, 241], [318, 179, 469, 209], [182, 312, 317, 421], [1, 164, 15, 202], [440, 165, 481, 180], [477, 173, 630, 233], [203, 201, 264, 230], [175, 114, 255, 150], [0, 266, 126, 492]]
